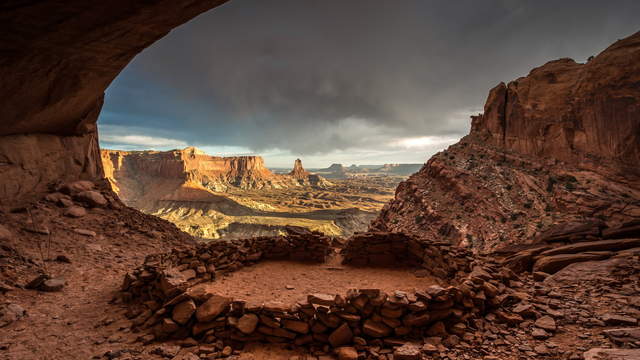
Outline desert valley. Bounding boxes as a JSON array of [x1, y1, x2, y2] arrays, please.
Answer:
[[101, 147, 418, 240], [1, 2, 640, 360]]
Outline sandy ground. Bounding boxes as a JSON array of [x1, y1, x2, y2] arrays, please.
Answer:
[[203, 254, 439, 305]]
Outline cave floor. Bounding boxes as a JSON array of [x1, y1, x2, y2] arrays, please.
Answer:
[[201, 253, 439, 305]]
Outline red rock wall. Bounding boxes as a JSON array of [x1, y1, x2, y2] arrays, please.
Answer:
[[372, 31, 640, 252], [471, 32, 640, 173], [0, 0, 230, 201]]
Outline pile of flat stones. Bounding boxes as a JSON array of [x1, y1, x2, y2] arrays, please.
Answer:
[[120, 229, 331, 304], [503, 220, 640, 275], [341, 232, 473, 279], [120, 251, 525, 360]]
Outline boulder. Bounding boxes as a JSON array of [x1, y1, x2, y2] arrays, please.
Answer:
[[533, 252, 613, 274], [64, 206, 87, 218], [601, 314, 638, 326], [328, 323, 353, 347], [362, 319, 391, 337], [283, 319, 310, 334], [335, 347, 358, 360], [59, 181, 95, 194], [540, 238, 640, 257], [195, 295, 231, 322], [535, 315, 557, 332], [235, 313, 259, 335], [603, 328, 640, 345], [41, 278, 66, 292], [74, 190, 108, 207], [185, 283, 216, 302], [583, 348, 640, 360], [172, 299, 196, 325]]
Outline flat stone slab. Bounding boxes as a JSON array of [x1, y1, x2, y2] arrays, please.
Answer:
[[583, 348, 640, 360], [540, 238, 640, 257], [533, 251, 613, 274]]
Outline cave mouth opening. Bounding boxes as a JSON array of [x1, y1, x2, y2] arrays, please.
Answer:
[[94, 2, 439, 242]]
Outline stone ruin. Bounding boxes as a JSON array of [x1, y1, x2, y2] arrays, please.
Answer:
[[341, 232, 472, 279], [118, 230, 521, 359]]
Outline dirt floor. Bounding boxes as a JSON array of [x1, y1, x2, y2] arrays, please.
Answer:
[[0, 198, 435, 360], [200, 255, 439, 305]]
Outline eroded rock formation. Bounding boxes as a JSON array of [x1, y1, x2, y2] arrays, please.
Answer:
[[288, 158, 332, 187], [0, 0, 230, 202], [102, 147, 330, 203], [372, 31, 640, 253]]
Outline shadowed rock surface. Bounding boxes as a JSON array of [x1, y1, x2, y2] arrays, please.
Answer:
[[0, 0, 230, 202], [372, 31, 640, 253]]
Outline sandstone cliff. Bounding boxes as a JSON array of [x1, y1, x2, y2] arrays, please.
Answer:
[[102, 147, 331, 204], [372, 31, 640, 253]]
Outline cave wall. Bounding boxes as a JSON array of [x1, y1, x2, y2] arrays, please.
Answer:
[[0, 0, 229, 202]]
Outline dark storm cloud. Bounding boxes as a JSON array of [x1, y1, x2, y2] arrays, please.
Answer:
[[102, 0, 640, 155]]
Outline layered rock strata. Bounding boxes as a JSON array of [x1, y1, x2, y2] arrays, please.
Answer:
[[503, 220, 640, 274], [102, 148, 330, 197], [372, 31, 640, 253]]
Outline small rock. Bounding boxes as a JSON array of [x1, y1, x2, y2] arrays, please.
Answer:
[[75, 190, 108, 207], [55, 254, 72, 263], [307, 293, 336, 306], [196, 295, 231, 322], [64, 206, 87, 218], [362, 319, 391, 337], [535, 315, 557, 332], [335, 347, 358, 360], [41, 278, 66, 292], [235, 313, 259, 335], [532, 327, 550, 339], [285, 284, 295, 290], [426, 321, 448, 337], [172, 299, 196, 325], [393, 343, 421, 360], [512, 303, 536, 318], [0, 303, 26, 327], [534, 344, 549, 355], [0, 224, 13, 240], [150, 345, 180, 358], [221, 346, 233, 357], [328, 323, 353, 347], [25, 274, 49, 289], [73, 228, 96, 237]]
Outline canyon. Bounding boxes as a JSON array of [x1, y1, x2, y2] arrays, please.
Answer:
[[0, 2, 639, 360], [101, 147, 398, 239]]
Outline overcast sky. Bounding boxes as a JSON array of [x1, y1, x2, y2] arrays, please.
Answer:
[[99, 0, 640, 168]]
